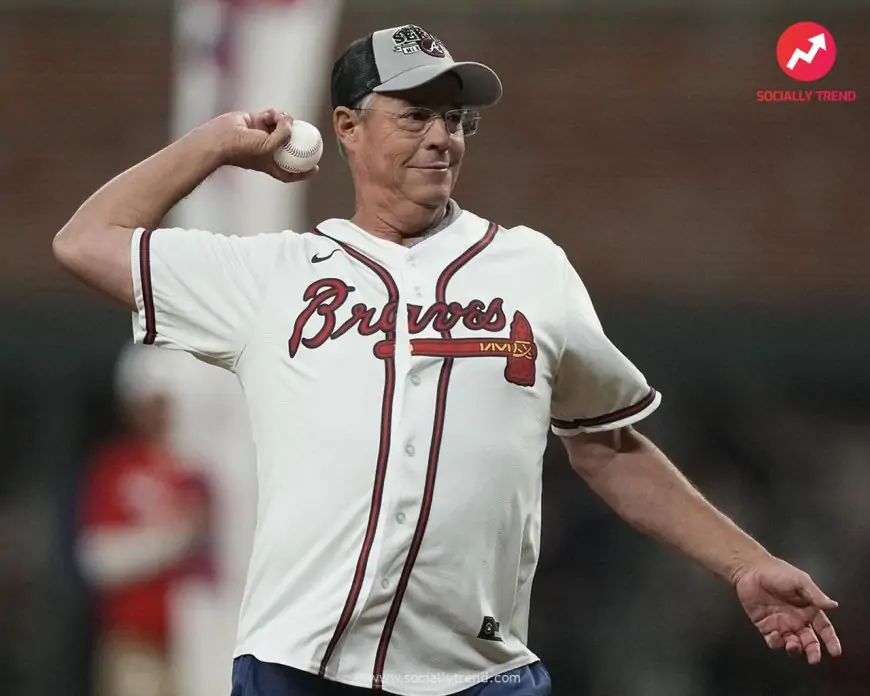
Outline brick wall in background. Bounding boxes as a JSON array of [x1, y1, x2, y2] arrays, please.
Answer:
[[2, 9, 868, 308], [0, 11, 173, 303]]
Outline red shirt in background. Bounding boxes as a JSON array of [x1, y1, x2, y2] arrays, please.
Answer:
[[79, 436, 213, 649]]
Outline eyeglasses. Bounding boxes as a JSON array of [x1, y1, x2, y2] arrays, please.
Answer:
[[354, 106, 481, 137]]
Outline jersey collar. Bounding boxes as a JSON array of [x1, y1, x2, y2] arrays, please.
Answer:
[[313, 200, 491, 266]]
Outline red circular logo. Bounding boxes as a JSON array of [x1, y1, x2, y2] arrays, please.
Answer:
[[776, 22, 836, 82], [420, 37, 446, 58]]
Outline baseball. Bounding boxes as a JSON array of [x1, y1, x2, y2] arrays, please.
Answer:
[[273, 120, 323, 173]]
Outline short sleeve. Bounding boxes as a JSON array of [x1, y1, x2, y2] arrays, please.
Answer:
[[550, 250, 661, 436], [131, 227, 282, 371]]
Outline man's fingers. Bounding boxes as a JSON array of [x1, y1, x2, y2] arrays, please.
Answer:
[[249, 110, 270, 131], [798, 626, 822, 664], [266, 162, 319, 184], [812, 611, 843, 657], [263, 108, 284, 124], [252, 109, 288, 132], [269, 162, 299, 183], [281, 165, 319, 183], [799, 582, 839, 610], [783, 632, 803, 656], [266, 116, 294, 151], [764, 631, 784, 650], [755, 616, 781, 635]]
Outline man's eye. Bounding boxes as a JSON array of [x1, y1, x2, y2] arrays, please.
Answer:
[[404, 110, 432, 122]]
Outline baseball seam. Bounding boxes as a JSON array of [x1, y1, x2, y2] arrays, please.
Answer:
[[283, 139, 321, 159]]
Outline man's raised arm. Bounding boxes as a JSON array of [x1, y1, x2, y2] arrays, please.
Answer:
[[52, 110, 301, 308]]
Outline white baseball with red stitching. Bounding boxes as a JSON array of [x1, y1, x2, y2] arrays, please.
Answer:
[[273, 120, 323, 173]]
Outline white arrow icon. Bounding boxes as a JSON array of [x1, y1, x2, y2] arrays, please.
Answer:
[[787, 33, 827, 70]]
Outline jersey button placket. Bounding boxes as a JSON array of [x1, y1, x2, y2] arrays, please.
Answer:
[[371, 257, 424, 607], [406, 254, 423, 298]]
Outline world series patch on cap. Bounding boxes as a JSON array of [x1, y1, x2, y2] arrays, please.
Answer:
[[331, 24, 503, 109]]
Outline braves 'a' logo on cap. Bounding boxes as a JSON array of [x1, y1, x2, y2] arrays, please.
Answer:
[[392, 25, 447, 59]]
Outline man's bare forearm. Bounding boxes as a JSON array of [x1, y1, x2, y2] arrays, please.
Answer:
[[60, 127, 223, 238], [53, 110, 296, 306], [53, 127, 225, 305], [565, 428, 771, 584]]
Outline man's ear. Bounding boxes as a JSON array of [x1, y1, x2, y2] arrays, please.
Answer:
[[333, 107, 358, 154]]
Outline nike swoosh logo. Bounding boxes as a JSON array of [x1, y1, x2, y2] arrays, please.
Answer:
[[311, 249, 338, 263]]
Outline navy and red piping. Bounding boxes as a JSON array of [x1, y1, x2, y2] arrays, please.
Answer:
[[313, 229, 400, 678], [551, 387, 658, 430], [139, 228, 157, 345]]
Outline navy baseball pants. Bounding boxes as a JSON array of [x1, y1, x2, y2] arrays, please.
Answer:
[[230, 655, 551, 696]]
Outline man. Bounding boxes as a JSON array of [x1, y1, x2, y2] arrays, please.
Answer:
[[54, 23, 840, 696], [78, 344, 212, 696]]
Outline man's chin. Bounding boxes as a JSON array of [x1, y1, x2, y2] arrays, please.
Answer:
[[406, 180, 455, 208]]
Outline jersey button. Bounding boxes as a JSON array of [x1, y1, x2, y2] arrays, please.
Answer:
[[405, 443, 416, 456], [414, 286, 423, 297], [381, 578, 390, 589], [396, 512, 406, 524], [410, 374, 421, 386]]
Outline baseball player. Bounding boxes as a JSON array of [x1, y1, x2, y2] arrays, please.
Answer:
[[54, 23, 841, 696]]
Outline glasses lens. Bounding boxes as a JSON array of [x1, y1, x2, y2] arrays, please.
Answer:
[[444, 111, 464, 133], [394, 108, 480, 136], [460, 110, 480, 136], [398, 108, 434, 133]]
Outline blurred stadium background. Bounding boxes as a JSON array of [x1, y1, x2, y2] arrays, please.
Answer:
[[2, 1, 869, 695]]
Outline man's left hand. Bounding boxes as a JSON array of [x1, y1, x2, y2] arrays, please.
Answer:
[[734, 556, 842, 664]]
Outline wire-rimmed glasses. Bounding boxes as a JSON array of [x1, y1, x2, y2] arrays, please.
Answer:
[[354, 106, 481, 136]]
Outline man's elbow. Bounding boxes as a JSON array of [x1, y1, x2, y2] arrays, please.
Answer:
[[562, 426, 636, 480], [52, 226, 81, 273], [51, 223, 136, 309]]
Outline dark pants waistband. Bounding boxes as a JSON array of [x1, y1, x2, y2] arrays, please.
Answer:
[[230, 654, 551, 696]]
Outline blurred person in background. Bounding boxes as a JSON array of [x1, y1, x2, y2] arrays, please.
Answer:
[[76, 344, 213, 696]]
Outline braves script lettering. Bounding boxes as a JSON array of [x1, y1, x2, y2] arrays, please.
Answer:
[[288, 278, 507, 357]]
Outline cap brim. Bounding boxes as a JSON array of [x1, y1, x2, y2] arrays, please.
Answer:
[[373, 61, 502, 108]]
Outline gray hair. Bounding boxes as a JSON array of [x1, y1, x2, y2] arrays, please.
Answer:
[[337, 93, 375, 161]]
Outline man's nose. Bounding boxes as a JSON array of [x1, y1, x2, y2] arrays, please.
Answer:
[[424, 116, 451, 148]]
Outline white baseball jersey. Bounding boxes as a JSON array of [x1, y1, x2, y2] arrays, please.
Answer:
[[129, 202, 660, 695]]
